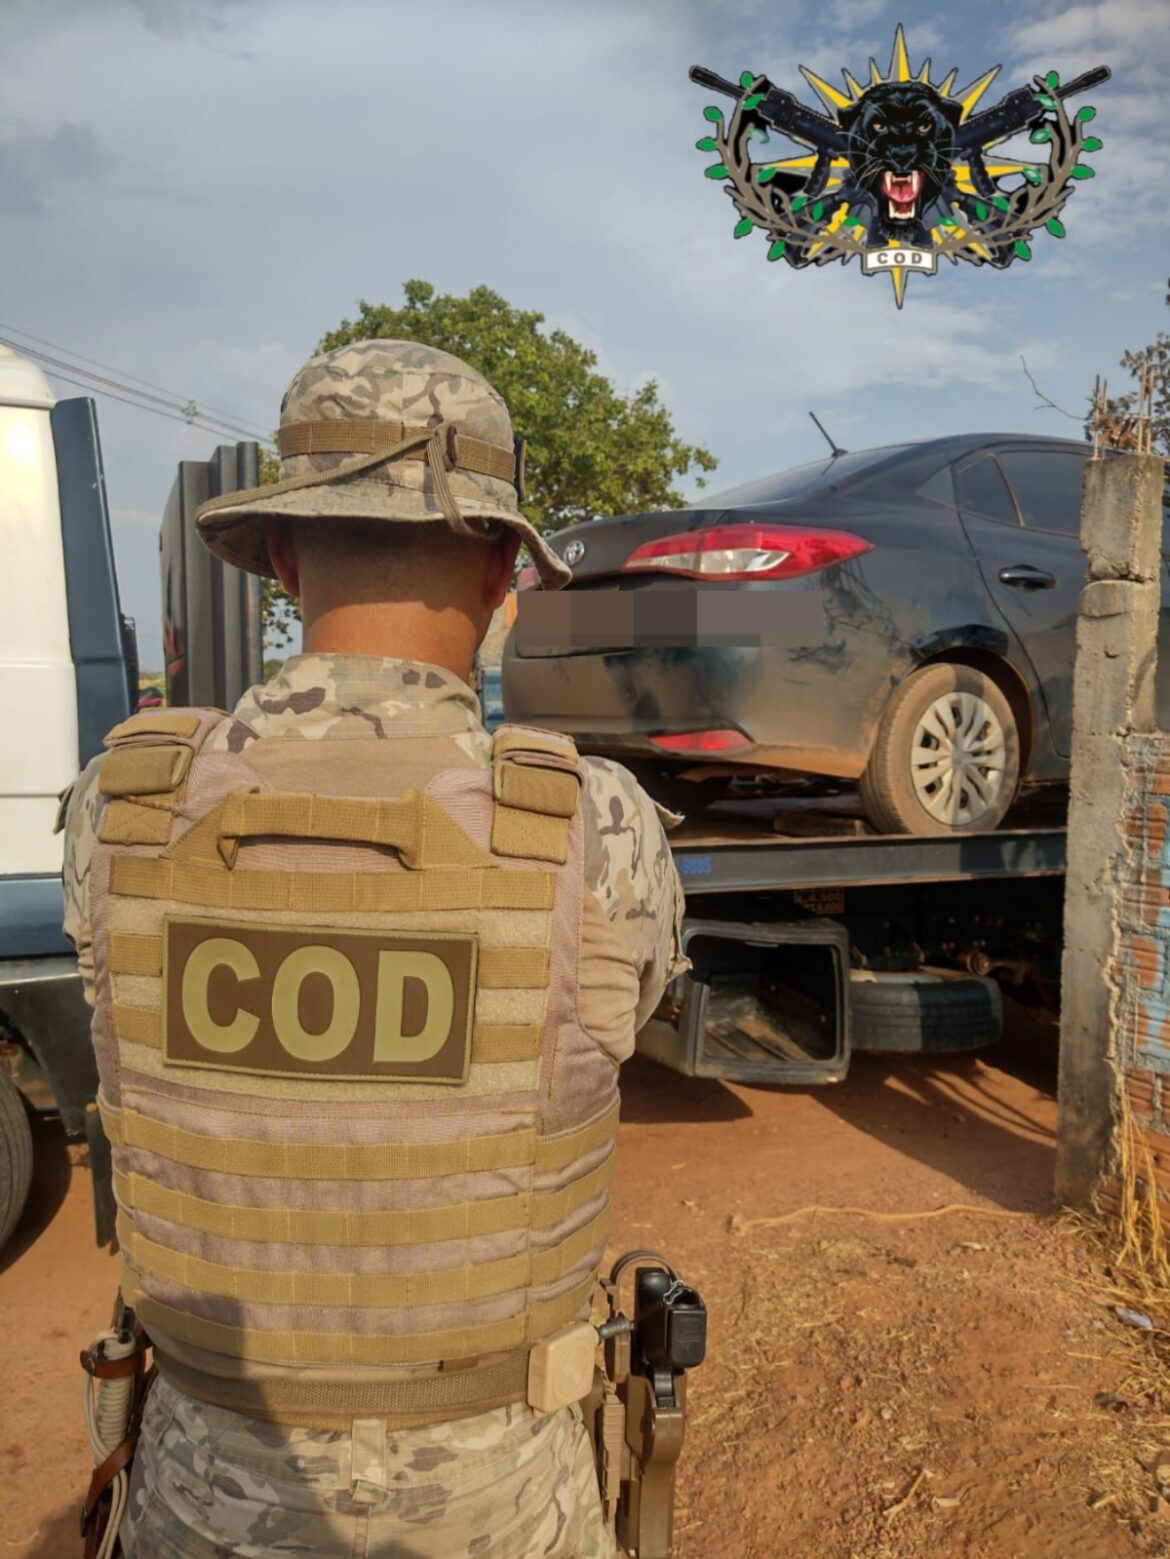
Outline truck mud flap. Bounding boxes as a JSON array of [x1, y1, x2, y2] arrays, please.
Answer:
[[84, 1103, 117, 1249], [636, 917, 850, 1086]]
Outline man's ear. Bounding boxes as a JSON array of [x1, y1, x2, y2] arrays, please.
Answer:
[[265, 519, 301, 597], [485, 531, 523, 612]]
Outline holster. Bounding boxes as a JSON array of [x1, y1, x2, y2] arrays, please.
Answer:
[[585, 1275, 689, 1559], [615, 1370, 686, 1556], [80, 1297, 155, 1559]]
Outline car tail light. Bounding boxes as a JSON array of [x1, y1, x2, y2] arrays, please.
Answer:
[[650, 729, 751, 754], [621, 523, 872, 581], [515, 564, 540, 591]]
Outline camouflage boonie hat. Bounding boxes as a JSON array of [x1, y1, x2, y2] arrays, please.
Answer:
[[194, 339, 571, 589]]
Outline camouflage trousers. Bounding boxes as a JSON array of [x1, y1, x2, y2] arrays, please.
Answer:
[[121, 1377, 617, 1558]]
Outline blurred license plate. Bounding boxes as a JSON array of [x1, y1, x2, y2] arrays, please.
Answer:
[[514, 589, 823, 655]]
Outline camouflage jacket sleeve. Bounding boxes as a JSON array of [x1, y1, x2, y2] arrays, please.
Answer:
[[580, 757, 689, 1046], [60, 756, 105, 1008]]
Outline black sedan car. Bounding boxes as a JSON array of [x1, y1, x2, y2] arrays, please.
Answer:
[[502, 434, 1170, 835]]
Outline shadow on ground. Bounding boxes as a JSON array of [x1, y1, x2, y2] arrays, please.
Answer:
[[21, 1502, 81, 1559], [818, 996, 1060, 1211], [622, 997, 1059, 1213], [618, 1057, 753, 1124]]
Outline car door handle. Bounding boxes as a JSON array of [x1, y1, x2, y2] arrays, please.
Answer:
[[999, 565, 1057, 590]]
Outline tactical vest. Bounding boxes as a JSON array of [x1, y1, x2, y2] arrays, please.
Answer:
[[88, 707, 624, 1428]]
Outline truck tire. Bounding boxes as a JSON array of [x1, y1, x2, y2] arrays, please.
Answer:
[[859, 663, 1020, 836], [850, 970, 1003, 1054], [0, 1071, 33, 1252]]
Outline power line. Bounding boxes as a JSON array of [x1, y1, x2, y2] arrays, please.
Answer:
[[0, 336, 269, 445], [0, 320, 273, 439], [30, 361, 275, 444], [2, 337, 258, 440], [0, 323, 274, 443]]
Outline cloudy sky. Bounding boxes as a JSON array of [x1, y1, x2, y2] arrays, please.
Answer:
[[3, 0, 1166, 670]]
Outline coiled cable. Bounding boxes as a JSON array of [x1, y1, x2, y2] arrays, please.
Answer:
[[82, 1329, 137, 1559]]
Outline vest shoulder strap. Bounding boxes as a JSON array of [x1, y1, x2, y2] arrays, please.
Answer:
[[96, 707, 227, 846], [489, 724, 582, 865]]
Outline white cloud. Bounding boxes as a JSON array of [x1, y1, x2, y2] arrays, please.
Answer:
[[1009, 0, 1169, 85], [1001, 0, 1170, 205], [186, 338, 302, 441], [0, 123, 102, 214], [5, 0, 247, 41], [745, 1, 945, 89]]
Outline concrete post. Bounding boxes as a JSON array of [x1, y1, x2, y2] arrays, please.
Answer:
[[1057, 454, 1165, 1206]]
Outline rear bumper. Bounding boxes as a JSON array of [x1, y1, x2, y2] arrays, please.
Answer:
[[501, 641, 882, 780]]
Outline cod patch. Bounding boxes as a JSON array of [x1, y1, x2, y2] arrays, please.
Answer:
[[163, 917, 477, 1083]]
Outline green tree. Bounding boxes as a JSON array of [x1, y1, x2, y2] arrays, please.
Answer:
[[262, 281, 717, 639]]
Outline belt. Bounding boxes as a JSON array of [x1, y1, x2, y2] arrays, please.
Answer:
[[155, 1349, 531, 1430]]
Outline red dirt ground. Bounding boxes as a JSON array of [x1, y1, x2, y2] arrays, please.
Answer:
[[2, 1006, 1166, 1558]]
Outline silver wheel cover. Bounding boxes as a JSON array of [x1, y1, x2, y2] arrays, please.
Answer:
[[910, 690, 1006, 826]]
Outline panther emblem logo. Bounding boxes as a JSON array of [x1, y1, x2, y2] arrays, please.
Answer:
[[692, 25, 1108, 306], [838, 80, 962, 241]]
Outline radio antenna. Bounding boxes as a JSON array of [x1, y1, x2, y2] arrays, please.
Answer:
[[809, 410, 846, 458]]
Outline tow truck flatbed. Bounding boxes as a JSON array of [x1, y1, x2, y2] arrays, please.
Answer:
[[670, 820, 1067, 894], [642, 796, 1069, 1086]]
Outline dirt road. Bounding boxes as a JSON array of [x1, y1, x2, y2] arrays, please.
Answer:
[[2, 1008, 1164, 1557]]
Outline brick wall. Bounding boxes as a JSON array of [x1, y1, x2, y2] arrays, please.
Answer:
[[1057, 452, 1165, 1208], [1114, 732, 1170, 1202]]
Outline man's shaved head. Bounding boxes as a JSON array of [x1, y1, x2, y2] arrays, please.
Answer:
[[292, 519, 498, 604], [264, 516, 522, 677]]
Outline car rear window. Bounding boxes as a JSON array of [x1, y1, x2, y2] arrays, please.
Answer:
[[700, 446, 915, 508], [954, 454, 1018, 526], [998, 450, 1088, 536]]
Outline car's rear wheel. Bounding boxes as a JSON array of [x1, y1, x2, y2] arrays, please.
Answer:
[[859, 663, 1020, 836]]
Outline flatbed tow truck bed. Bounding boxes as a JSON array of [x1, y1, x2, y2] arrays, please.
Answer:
[[670, 818, 1067, 893], [638, 793, 1068, 1087]]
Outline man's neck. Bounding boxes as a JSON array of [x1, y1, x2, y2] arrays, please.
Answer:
[[301, 604, 478, 683]]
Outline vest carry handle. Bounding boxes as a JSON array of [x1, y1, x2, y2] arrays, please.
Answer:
[[214, 790, 492, 870]]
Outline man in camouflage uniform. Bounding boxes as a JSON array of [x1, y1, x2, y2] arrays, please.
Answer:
[[62, 339, 687, 1558]]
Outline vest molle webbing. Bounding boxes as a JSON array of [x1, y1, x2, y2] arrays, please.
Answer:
[[89, 709, 622, 1428]]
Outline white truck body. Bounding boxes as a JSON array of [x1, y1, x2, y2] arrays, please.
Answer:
[[0, 349, 77, 876]]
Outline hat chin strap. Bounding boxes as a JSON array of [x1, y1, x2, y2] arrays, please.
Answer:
[[195, 426, 465, 527], [418, 428, 466, 531]]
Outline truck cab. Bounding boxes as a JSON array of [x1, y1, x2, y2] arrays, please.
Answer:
[[0, 347, 134, 1249]]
